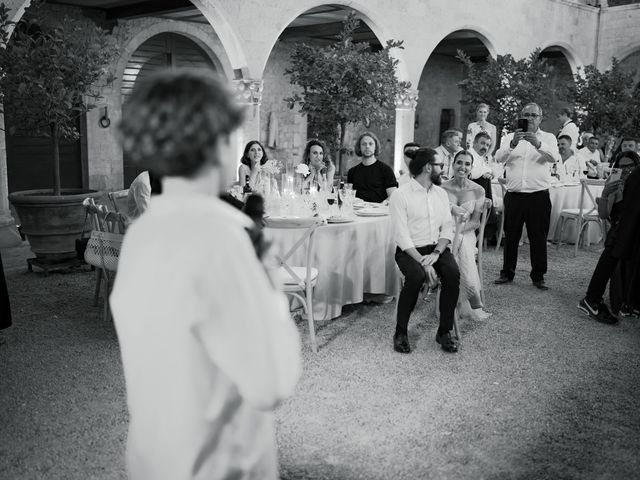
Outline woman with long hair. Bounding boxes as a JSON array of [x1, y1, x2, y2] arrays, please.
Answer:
[[465, 103, 497, 155], [442, 150, 491, 320], [238, 140, 268, 189], [302, 139, 336, 190]]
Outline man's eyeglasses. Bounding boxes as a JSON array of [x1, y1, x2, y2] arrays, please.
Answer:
[[521, 113, 540, 119], [431, 162, 445, 168]]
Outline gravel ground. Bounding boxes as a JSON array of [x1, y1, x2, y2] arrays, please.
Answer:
[[1, 242, 639, 480]]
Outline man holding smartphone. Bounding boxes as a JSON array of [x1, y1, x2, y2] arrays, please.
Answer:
[[494, 103, 561, 290]]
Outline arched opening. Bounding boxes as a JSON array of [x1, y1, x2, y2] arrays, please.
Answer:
[[260, 4, 395, 173], [538, 46, 574, 135], [120, 33, 219, 186], [414, 30, 491, 148], [618, 48, 640, 88]]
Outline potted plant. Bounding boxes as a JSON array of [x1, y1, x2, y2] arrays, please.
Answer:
[[0, 1, 118, 266]]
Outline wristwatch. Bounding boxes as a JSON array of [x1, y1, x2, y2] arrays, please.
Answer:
[[433, 248, 442, 256]]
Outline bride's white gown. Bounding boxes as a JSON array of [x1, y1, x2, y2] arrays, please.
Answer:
[[452, 199, 488, 319]]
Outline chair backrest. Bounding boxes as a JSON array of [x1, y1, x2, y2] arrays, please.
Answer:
[[477, 198, 493, 251], [108, 189, 130, 216], [264, 217, 322, 287], [579, 179, 605, 217]]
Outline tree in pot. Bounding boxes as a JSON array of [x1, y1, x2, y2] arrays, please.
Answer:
[[0, 1, 119, 266], [284, 12, 409, 176]]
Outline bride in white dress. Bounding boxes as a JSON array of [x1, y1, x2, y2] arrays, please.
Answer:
[[442, 150, 491, 320]]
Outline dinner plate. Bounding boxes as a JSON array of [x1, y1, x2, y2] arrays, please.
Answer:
[[355, 208, 389, 217], [327, 216, 354, 224]]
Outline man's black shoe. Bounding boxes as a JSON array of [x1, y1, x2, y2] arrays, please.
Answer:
[[494, 275, 512, 285], [393, 333, 410, 354], [532, 280, 549, 290], [435, 332, 458, 353], [596, 303, 618, 325]]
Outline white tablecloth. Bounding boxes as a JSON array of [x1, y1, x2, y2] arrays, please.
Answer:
[[266, 215, 398, 321], [491, 181, 605, 243]]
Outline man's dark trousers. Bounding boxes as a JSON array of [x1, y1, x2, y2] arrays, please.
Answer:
[[395, 245, 460, 336], [501, 190, 551, 282]]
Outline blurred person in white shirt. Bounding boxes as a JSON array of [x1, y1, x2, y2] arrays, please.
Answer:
[[435, 129, 462, 180], [398, 141, 420, 185], [557, 135, 587, 180], [556, 107, 579, 147], [578, 136, 601, 178], [127, 171, 151, 220], [111, 69, 301, 480]]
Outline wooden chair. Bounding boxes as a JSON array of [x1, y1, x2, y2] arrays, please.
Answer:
[[83, 198, 126, 321], [107, 189, 129, 217], [264, 216, 322, 352], [554, 178, 604, 256], [494, 177, 507, 251], [476, 198, 492, 306]]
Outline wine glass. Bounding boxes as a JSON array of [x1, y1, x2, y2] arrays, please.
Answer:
[[326, 191, 336, 216]]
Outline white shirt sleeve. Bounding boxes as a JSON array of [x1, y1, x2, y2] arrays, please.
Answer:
[[495, 133, 514, 164], [389, 188, 414, 251], [194, 228, 302, 411]]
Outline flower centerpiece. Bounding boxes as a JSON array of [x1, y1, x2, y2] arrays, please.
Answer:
[[294, 163, 311, 195]]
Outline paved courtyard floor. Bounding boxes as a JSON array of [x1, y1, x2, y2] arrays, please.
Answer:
[[1, 241, 639, 479]]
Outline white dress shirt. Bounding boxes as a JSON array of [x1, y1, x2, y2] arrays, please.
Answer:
[[389, 178, 454, 251], [578, 147, 601, 177], [558, 120, 579, 148], [435, 145, 455, 178], [111, 194, 302, 480], [559, 154, 587, 180], [495, 129, 561, 193], [469, 148, 493, 180], [127, 171, 151, 220], [466, 121, 497, 154]]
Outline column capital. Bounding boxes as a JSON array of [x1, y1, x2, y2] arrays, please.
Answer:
[[232, 79, 263, 106], [395, 88, 419, 111]]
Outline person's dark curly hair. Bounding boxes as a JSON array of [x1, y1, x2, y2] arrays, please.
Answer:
[[354, 131, 381, 157], [240, 140, 268, 167], [119, 69, 243, 178], [612, 150, 640, 169], [302, 139, 333, 171]]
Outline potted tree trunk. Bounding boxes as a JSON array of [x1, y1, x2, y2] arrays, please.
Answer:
[[0, 1, 118, 267]]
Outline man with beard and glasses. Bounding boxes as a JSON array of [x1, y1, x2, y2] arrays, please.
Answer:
[[389, 148, 460, 354], [494, 103, 560, 290], [347, 131, 398, 203]]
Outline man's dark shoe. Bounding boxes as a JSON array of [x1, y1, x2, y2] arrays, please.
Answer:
[[435, 331, 458, 353], [596, 303, 618, 325], [494, 275, 512, 285], [393, 333, 410, 354], [532, 280, 549, 290]]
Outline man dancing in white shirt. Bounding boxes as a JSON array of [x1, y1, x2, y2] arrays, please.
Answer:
[[494, 103, 561, 290], [389, 148, 460, 353]]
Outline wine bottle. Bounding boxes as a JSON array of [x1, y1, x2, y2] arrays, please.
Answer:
[[243, 175, 252, 194]]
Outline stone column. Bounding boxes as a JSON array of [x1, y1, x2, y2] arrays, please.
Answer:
[[0, 111, 22, 248], [393, 88, 419, 176], [232, 79, 263, 181]]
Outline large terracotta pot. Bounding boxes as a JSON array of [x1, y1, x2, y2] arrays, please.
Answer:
[[8, 189, 104, 264]]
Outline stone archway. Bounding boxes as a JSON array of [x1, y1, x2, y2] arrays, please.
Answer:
[[538, 46, 576, 135], [260, 4, 402, 175], [414, 29, 493, 149], [119, 32, 220, 187]]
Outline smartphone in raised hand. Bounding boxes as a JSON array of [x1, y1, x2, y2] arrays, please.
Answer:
[[516, 118, 529, 132]]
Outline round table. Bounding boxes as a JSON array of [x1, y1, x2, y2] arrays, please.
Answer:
[[491, 181, 605, 243], [266, 215, 398, 321]]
